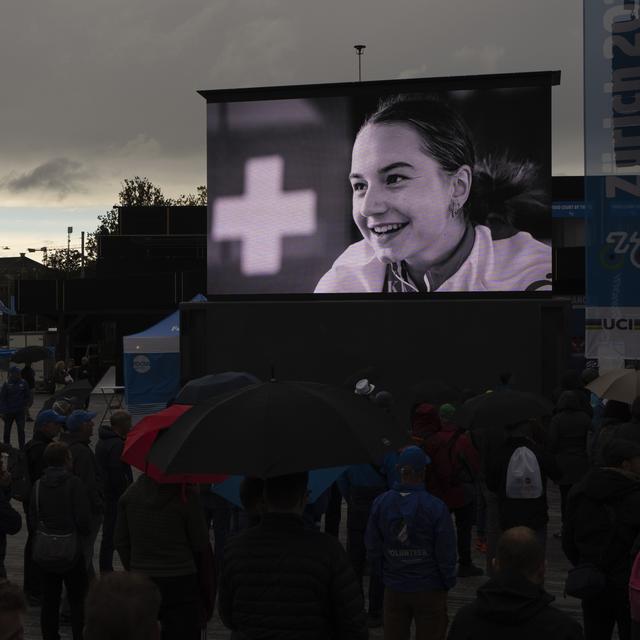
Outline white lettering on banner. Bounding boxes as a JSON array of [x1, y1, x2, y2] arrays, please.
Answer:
[[212, 156, 317, 276], [133, 355, 151, 374]]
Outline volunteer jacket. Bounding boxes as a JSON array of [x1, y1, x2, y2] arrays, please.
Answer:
[[365, 482, 456, 593], [315, 225, 551, 293]]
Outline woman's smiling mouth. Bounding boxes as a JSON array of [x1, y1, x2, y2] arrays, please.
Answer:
[[369, 222, 410, 236]]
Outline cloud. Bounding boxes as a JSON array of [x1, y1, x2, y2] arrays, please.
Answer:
[[453, 45, 506, 73], [1, 158, 91, 199]]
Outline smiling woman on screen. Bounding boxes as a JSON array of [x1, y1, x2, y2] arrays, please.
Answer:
[[314, 95, 552, 293]]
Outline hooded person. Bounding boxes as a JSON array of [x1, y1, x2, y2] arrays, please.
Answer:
[[612, 396, 640, 445], [552, 370, 593, 416], [60, 410, 103, 580], [95, 410, 133, 573], [448, 526, 584, 640], [410, 402, 442, 446], [591, 400, 633, 467], [28, 441, 91, 640], [562, 438, 640, 640], [421, 404, 482, 577], [547, 391, 591, 522]]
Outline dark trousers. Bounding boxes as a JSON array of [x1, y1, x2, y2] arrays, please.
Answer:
[[582, 587, 631, 640], [451, 501, 475, 566], [560, 484, 572, 525], [99, 500, 117, 573], [151, 573, 201, 640], [324, 482, 342, 537], [346, 488, 385, 615], [3, 411, 25, 449], [203, 494, 232, 583], [40, 557, 88, 640], [23, 509, 42, 597], [383, 588, 448, 640]]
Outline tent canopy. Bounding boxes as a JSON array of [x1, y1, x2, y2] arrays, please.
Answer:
[[123, 294, 206, 414]]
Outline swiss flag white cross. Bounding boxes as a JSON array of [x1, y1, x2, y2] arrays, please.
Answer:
[[211, 155, 317, 276]]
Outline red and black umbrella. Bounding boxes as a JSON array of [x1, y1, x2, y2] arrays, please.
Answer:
[[123, 403, 227, 484]]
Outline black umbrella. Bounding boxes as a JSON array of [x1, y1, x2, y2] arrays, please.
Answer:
[[451, 390, 553, 431], [11, 345, 53, 364], [42, 380, 93, 412], [174, 371, 260, 405], [148, 379, 406, 478]]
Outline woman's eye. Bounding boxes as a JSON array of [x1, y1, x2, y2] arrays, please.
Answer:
[[386, 174, 407, 185], [351, 181, 367, 193]]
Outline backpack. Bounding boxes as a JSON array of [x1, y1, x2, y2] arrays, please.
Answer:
[[505, 446, 542, 499], [630, 550, 640, 621], [32, 479, 78, 573]]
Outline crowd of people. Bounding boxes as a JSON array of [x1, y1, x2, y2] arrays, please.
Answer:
[[0, 366, 639, 639]]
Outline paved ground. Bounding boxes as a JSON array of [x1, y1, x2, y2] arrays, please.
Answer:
[[3, 391, 589, 639]]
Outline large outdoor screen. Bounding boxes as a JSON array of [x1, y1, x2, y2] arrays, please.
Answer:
[[202, 72, 557, 296]]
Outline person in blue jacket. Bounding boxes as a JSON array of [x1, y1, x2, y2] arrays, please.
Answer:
[[0, 366, 30, 450], [365, 446, 456, 640]]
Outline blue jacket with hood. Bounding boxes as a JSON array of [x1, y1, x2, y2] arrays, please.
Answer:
[[365, 482, 457, 593]]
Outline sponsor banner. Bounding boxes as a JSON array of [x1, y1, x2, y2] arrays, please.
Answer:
[[586, 307, 640, 358], [584, 1, 640, 358], [552, 201, 587, 218]]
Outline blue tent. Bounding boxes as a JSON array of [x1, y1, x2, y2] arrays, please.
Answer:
[[123, 294, 206, 416]]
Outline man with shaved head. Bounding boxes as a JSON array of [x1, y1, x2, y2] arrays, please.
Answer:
[[448, 527, 583, 639]]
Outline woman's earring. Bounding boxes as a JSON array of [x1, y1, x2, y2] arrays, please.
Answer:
[[449, 200, 459, 218]]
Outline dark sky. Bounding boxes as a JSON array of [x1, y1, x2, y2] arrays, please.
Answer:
[[0, 0, 582, 253]]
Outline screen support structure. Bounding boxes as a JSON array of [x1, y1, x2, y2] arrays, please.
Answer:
[[354, 45, 366, 82]]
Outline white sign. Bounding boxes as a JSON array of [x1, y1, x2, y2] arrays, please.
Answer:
[[212, 155, 316, 276]]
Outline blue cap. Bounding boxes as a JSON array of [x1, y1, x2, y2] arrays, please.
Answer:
[[397, 446, 431, 471], [66, 410, 97, 432], [8, 365, 20, 374], [35, 410, 67, 427]]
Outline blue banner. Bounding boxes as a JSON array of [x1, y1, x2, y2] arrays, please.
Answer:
[[585, 1, 640, 359]]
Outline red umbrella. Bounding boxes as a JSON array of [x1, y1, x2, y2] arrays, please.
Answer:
[[122, 404, 227, 484]]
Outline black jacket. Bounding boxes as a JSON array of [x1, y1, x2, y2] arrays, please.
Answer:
[[28, 466, 91, 540], [95, 426, 132, 502], [486, 436, 561, 531], [562, 467, 640, 588], [448, 571, 584, 640], [0, 483, 21, 573], [61, 433, 104, 515], [548, 391, 590, 486], [219, 512, 368, 640], [24, 431, 56, 496]]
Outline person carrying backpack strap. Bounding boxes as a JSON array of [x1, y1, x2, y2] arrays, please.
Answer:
[[486, 419, 561, 551], [28, 441, 91, 640]]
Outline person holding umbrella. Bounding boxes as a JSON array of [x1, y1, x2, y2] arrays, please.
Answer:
[[114, 473, 212, 640], [219, 471, 368, 640]]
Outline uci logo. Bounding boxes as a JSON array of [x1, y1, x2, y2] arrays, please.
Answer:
[[133, 355, 151, 374], [602, 318, 635, 331]]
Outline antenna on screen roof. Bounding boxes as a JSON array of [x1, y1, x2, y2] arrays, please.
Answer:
[[354, 45, 366, 82]]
